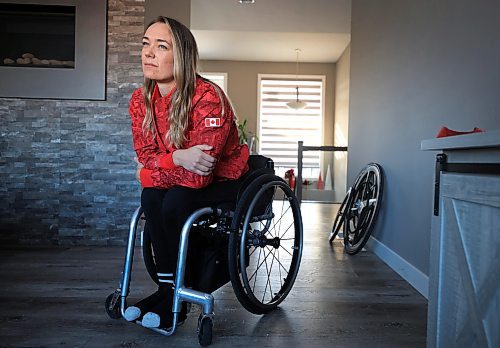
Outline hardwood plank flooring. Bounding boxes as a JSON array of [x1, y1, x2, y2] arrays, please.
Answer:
[[0, 203, 427, 347]]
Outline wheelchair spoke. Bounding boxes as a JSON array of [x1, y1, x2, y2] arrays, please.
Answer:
[[246, 227, 294, 302], [278, 243, 294, 258], [247, 245, 292, 302], [262, 247, 275, 303], [248, 246, 274, 284], [277, 248, 283, 289], [258, 250, 290, 302], [267, 245, 291, 276], [276, 196, 286, 238], [249, 245, 258, 257], [278, 221, 295, 240], [252, 247, 263, 291], [268, 205, 292, 237]]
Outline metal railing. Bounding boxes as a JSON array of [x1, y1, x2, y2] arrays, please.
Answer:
[[296, 141, 348, 204]]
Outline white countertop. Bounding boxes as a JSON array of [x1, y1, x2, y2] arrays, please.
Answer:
[[421, 129, 500, 151]]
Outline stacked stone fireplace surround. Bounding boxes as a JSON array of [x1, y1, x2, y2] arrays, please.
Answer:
[[0, 0, 146, 245]]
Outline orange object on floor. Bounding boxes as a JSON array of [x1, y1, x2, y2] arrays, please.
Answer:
[[436, 126, 483, 138], [317, 172, 324, 190]]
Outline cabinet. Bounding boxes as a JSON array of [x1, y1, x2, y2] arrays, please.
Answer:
[[421, 130, 500, 348]]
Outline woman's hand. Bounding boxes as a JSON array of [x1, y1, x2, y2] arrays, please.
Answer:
[[172, 144, 216, 176], [134, 157, 144, 183]]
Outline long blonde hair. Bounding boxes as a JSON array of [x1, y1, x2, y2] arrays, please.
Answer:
[[142, 16, 199, 148]]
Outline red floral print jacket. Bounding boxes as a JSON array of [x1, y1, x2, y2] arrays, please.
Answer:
[[129, 77, 249, 189]]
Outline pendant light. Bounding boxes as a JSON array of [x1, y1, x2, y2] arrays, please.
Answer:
[[287, 49, 307, 110]]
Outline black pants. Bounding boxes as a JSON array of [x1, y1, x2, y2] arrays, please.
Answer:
[[141, 178, 244, 275]]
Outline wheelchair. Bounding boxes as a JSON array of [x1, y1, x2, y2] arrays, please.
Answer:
[[105, 155, 303, 346], [328, 163, 384, 255]]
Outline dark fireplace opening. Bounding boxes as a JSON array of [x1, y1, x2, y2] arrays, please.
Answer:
[[0, 3, 75, 69]]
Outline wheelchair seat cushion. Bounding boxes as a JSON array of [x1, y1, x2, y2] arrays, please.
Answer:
[[200, 155, 274, 213], [235, 155, 274, 202]]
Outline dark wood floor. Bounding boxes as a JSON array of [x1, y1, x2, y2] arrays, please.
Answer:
[[0, 203, 427, 347]]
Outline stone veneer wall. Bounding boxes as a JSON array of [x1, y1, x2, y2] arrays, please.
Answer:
[[0, 0, 145, 245]]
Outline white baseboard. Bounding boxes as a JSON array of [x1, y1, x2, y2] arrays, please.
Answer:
[[366, 237, 429, 299]]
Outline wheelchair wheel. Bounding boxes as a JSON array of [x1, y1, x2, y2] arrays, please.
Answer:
[[343, 163, 384, 255], [105, 292, 123, 319], [229, 174, 303, 314], [328, 187, 351, 243], [197, 314, 213, 346]]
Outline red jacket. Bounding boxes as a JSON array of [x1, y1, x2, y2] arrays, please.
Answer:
[[129, 77, 249, 189]]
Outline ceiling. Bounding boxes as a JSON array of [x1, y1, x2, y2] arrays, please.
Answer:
[[190, 0, 352, 63]]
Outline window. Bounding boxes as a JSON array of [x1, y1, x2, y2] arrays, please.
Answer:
[[199, 72, 227, 93], [258, 75, 325, 178]]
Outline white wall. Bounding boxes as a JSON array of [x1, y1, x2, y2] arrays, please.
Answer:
[[334, 44, 350, 194], [349, 0, 500, 293], [145, 0, 190, 27]]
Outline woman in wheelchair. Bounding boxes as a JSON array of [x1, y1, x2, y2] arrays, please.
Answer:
[[125, 16, 249, 329]]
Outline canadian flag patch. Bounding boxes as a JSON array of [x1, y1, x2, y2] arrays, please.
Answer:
[[205, 117, 221, 127]]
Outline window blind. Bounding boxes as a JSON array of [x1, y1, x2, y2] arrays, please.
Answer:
[[258, 76, 324, 178]]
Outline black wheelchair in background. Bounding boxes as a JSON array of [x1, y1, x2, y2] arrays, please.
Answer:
[[106, 155, 303, 346]]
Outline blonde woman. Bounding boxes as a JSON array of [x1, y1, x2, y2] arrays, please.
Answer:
[[125, 16, 249, 329]]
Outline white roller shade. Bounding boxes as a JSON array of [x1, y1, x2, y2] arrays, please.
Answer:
[[258, 76, 324, 178]]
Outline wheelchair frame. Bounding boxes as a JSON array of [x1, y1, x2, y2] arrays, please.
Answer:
[[106, 156, 304, 346]]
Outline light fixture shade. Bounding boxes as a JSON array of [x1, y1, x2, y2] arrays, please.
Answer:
[[286, 100, 307, 110]]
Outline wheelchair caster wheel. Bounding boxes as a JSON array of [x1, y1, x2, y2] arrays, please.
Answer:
[[105, 292, 122, 319], [197, 315, 213, 346]]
